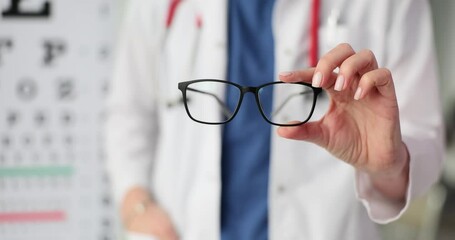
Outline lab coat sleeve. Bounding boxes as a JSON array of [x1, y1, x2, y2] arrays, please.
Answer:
[[355, 0, 445, 224], [105, 0, 162, 204]]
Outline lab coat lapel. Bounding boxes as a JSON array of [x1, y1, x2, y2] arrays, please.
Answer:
[[181, 0, 227, 238], [193, 0, 227, 80]]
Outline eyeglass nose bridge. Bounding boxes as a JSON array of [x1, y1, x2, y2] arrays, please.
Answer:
[[240, 86, 260, 94], [228, 86, 264, 121], [237, 86, 263, 108], [235, 86, 262, 105], [235, 85, 272, 121]]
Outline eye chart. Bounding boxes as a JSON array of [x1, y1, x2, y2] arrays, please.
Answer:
[[0, 1, 119, 239]]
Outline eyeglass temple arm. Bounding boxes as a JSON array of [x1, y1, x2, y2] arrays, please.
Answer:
[[186, 87, 233, 118], [272, 90, 313, 117]]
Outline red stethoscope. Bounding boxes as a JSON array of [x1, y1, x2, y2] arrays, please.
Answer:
[[165, 0, 320, 67]]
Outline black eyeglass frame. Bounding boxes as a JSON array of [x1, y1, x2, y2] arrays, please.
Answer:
[[178, 79, 322, 126]]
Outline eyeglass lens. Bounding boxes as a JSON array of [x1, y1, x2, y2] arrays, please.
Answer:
[[258, 83, 316, 125], [185, 81, 241, 123], [184, 81, 316, 125]]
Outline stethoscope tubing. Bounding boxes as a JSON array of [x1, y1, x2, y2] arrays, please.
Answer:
[[165, 0, 320, 66]]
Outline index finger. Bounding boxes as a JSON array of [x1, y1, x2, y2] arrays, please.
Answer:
[[278, 68, 315, 83], [279, 68, 337, 85]]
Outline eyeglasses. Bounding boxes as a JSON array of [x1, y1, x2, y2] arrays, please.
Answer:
[[178, 79, 322, 126]]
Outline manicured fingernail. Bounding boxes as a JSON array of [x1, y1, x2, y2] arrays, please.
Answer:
[[279, 71, 293, 77], [354, 87, 363, 100], [312, 72, 322, 87], [334, 75, 345, 91]]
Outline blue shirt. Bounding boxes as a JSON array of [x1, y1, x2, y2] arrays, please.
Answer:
[[221, 0, 275, 239]]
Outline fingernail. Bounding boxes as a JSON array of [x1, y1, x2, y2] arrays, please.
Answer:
[[312, 72, 322, 87], [334, 75, 345, 91], [354, 87, 362, 100], [279, 71, 293, 77]]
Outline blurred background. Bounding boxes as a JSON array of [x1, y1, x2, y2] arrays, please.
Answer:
[[0, 0, 453, 239]]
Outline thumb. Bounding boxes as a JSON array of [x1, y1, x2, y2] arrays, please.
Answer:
[[277, 121, 327, 147]]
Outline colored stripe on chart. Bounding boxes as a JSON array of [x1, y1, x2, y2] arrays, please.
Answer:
[[0, 166, 74, 177], [0, 211, 66, 223]]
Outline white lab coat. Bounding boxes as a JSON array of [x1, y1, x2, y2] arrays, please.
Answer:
[[106, 0, 445, 239]]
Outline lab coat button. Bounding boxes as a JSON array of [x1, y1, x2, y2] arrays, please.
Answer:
[[216, 41, 225, 49], [284, 48, 293, 56], [277, 185, 286, 194]]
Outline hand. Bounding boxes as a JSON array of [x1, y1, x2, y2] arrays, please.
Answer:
[[127, 202, 178, 240], [278, 43, 409, 199], [122, 187, 179, 240]]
